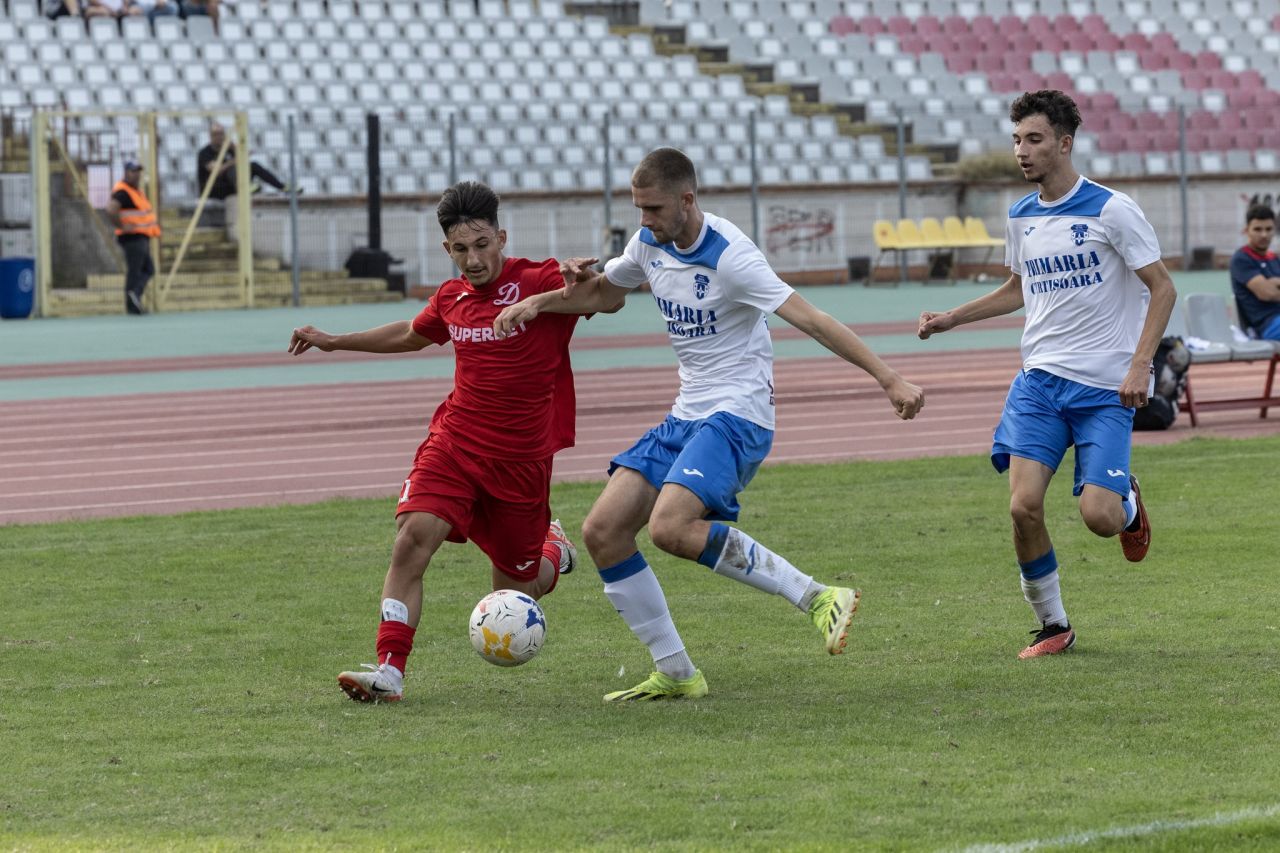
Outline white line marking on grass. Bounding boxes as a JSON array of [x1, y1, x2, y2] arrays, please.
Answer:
[[956, 803, 1280, 853]]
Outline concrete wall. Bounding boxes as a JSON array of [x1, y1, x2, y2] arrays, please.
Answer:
[[232, 173, 1276, 288]]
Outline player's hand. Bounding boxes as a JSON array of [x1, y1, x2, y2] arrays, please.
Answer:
[[559, 257, 600, 298], [886, 376, 925, 420], [288, 325, 335, 355], [1118, 366, 1150, 409], [494, 299, 539, 339], [917, 310, 955, 339]]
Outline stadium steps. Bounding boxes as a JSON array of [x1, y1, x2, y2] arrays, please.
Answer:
[[46, 271, 396, 316], [597, 9, 960, 167]]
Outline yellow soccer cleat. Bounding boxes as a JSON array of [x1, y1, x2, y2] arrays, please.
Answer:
[[808, 586, 860, 655], [603, 670, 709, 702]]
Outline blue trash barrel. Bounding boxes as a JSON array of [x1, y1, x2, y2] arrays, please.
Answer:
[[0, 257, 35, 319]]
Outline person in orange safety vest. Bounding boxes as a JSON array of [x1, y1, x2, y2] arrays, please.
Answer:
[[105, 159, 161, 315]]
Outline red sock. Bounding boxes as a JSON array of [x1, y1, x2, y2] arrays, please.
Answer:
[[540, 542, 563, 594], [376, 620, 416, 675]]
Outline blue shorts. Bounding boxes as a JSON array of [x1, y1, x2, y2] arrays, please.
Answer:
[[1261, 313, 1280, 341], [991, 369, 1135, 497], [609, 411, 773, 521]]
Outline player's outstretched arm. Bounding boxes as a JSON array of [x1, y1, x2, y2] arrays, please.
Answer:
[[494, 272, 628, 338], [774, 293, 925, 420], [918, 274, 1024, 339], [288, 321, 430, 355]]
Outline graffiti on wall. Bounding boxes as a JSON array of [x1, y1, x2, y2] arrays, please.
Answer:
[[765, 205, 835, 256]]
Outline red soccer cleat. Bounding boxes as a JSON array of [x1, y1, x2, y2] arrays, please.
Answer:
[[1018, 623, 1076, 659], [1120, 474, 1151, 562]]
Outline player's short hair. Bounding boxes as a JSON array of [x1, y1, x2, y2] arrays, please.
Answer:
[[632, 147, 698, 195], [437, 180, 500, 235], [1246, 204, 1275, 224], [1009, 90, 1082, 138]]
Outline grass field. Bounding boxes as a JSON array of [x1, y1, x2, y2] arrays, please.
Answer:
[[3, 436, 1279, 851]]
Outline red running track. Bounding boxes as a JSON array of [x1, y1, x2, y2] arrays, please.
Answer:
[[2, 348, 1277, 526]]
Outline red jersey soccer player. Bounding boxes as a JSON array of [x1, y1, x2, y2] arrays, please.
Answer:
[[288, 181, 585, 703]]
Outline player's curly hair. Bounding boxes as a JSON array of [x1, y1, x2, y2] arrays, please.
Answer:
[[632, 147, 698, 195], [1246, 204, 1275, 224], [437, 180, 500, 235], [1009, 90, 1082, 138]]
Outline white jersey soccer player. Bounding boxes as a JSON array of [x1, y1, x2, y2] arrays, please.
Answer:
[[602, 211, 790, 430], [494, 147, 924, 701], [1006, 176, 1163, 391], [919, 90, 1176, 661]]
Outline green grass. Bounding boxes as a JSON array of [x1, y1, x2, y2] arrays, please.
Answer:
[[3, 436, 1279, 851]]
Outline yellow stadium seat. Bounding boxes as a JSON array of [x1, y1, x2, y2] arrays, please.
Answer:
[[918, 217, 951, 249], [895, 219, 929, 249], [964, 216, 1005, 248], [868, 219, 903, 284], [872, 219, 900, 250], [943, 216, 978, 247]]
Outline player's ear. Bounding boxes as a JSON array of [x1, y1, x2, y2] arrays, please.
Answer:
[[497, 229, 507, 249]]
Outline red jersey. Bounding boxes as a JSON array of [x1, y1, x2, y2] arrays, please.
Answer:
[[411, 257, 579, 461]]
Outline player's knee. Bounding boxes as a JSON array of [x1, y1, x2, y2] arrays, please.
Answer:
[[648, 515, 699, 560], [391, 521, 438, 573], [1079, 501, 1122, 537], [580, 510, 613, 561], [1009, 494, 1044, 531]]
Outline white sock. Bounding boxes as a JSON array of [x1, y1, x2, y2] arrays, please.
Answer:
[[710, 527, 815, 610], [1122, 488, 1138, 528], [381, 597, 410, 625], [603, 562, 695, 679], [1021, 570, 1068, 627]]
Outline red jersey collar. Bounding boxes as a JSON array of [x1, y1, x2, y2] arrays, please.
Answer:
[[1241, 244, 1277, 262]]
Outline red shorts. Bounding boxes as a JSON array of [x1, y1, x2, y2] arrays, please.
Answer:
[[396, 433, 553, 581]]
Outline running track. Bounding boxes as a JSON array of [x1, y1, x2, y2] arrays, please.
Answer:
[[2, 344, 1277, 525]]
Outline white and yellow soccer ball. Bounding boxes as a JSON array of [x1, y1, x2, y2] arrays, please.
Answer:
[[468, 589, 546, 667]]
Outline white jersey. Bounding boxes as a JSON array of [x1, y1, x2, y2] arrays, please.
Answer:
[[1006, 176, 1162, 390], [603, 212, 794, 429]]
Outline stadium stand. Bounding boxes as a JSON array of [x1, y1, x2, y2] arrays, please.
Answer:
[[1, 0, 1277, 198]]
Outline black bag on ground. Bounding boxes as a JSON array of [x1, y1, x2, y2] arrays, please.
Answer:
[[1133, 335, 1190, 431]]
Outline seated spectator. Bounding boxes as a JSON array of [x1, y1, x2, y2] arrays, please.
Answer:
[[196, 122, 299, 200], [1230, 204, 1280, 341], [84, 0, 143, 17], [179, 0, 219, 32], [132, 0, 180, 21], [45, 0, 83, 19]]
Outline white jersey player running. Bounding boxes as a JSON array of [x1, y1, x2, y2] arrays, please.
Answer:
[[495, 147, 925, 701], [918, 90, 1177, 660]]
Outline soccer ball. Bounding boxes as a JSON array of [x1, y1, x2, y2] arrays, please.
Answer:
[[468, 589, 546, 667]]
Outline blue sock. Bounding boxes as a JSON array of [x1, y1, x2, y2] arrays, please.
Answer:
[[697, 522, 730, 568]]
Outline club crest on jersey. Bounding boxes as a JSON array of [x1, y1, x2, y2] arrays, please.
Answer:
[[693, 273, 709, 300], [649, 259, 664, 270], [1070, 224, 1089, 246], [492, 282, 521, 305]]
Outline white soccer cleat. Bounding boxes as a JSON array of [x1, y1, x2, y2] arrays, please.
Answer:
[[337, 663, 403, 703], [547, 518, 578, 575]]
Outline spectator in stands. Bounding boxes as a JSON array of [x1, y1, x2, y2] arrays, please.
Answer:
[[196, 122, 295, 200], [84, 0, 143, 16], [132, 0, 180, 22], [105, 160, 161, 316], [179, 0, 218, 32], [45, 0, 82, 19], [1229, 204, 1280, 341]]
